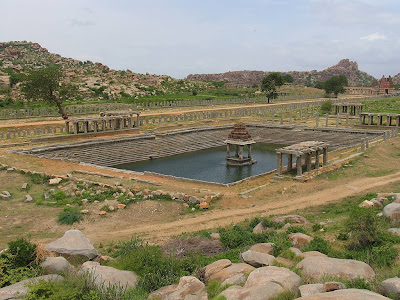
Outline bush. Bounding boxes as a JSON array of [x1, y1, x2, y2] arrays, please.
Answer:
[[7, 238, 37, 268], [28, 173, 50, 184], [343, 245, 398, 267], [320, 100, 333, 114], [304, 237, 331, 255], [312, 223, 323, 232], [57, 207, 83, 225], [285, 226, 307, 235]]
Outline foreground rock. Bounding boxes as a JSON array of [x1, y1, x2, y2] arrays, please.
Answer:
[[205, 259, 255, 285], [297, 288, 390, 299], [383, 203, 400, 221], [252, 221, 270, 233], [46, 230, 98, 259], [245, 266, 301, 292], [388, 228, 400, 236], [41, 257, 73, 274], [148, 276, 207, 300], [299, 284, 324, 297], [296, 256, 375, 280], [249, 243, 275, 255], [80, 261, 138, 289], [288, 233, 313, 246], [219, 281, 285, 300], [0, 275, 63, 299], [240, 250, 275, 267], [273, 214, 308, 224], [380, 277, 400, 297]]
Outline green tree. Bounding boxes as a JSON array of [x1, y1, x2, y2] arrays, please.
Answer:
[[283, 74, 294, 83], [261, 72, 285, 103], [323, 75, 348, 97], [21, 65, 75, 119]]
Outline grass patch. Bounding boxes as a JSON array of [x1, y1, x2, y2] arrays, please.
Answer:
[[57, 207, 83, 225]]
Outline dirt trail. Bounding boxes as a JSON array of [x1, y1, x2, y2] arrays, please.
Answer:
[[0, 98, 328, 128], [86, 171, 400, 243]]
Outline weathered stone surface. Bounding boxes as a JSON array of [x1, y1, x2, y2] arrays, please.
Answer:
[[218, 282, 285, 300], [240, 250, 275, 267], [0, 191, 11, 200], [46, 229, 98, 259], [289, 247, 302, 256], [245, 266, 302, 292], [208, 262, 255, 285], [288, 233, 313, 246], [148, 276, 207, 300], [252, 221, 270, 234], [300, 251, 327, 259], [0, 274, 63, 299], [323, 281, 346, 292], [250, 243, 275, 255], [204, 259, 232, 281], [388, 228, 400, 236], [210, 233, 220, 240], [41, 257, 73, 274], [383, 203, 400, 220], [297, 288, 390, 299], [49, 178, 62, 185], [299, 284, 324, 297], [21, 183, 28, 190], [273, 214, 308, 224], [380, 277, 400, 297], [275, 257, 293, 267], [296, 256, 375, 280], [25, 194, 33, 202], [80, 261, 138, 289], [359, 200, 374, 208]]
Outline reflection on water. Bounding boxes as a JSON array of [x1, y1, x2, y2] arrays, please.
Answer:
[[113, 144, 287, 184]]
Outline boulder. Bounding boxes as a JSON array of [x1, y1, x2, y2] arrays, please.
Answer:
[[218, 282, 285, 300], [0, 191, 11, 200], [46, 229, 98, 259], [289, 247, 302, 256], [323, 282, 346, 292], [250, 243, 275, 255], [21, 183, 28, 190], [273, 214, 308, 224], [245, 266, 302, 292], [80, 261, 138, 289], [0, 274, 63, 299], [296, 256, 375, 280], [299, 284, 324, 297], [380, 277, 400, 297], [288, 233, 313, 246], [49, 178, 62, 185], [300, 251, 327, 259], [41, 257, 73, 274], [25, 194, 33, 203], [204, 259, 232, 281], [207, 262, 255, 286], [383, 203, 400, 221], [240, 250, 275, 267], [359, 200, 374, 208], [275, 257, 293, 267], [252, 221, 270, 234], [148, 276, 207, 300], [388, 228, 400, 236], [297, 288, 390, 299], [210, 233, 220, 240]]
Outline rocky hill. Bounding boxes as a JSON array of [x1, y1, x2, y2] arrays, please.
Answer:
[[186, 59, 376, 88], [0, 41, 209, 101]]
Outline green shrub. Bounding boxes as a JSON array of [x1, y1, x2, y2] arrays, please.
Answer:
[[304, 237, 331, 255], [337, 231, 349, 241], [320, 100, 333, 114], [285, 226, 307, 235], [219, 225, 254, 249], [28, 173, 50, 184], [312, 223, 323, 232], [207, 280, 230, 299], [7, 238, 37, 268], [57, 207, 83, 225], [51, 191, 66, 201], [343, 245, 398, 267]]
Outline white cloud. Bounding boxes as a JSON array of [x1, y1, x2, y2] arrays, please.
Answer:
[[360, 33, 387, 41]]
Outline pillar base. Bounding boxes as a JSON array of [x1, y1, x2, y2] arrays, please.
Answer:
[[226, 157, 257, 166]]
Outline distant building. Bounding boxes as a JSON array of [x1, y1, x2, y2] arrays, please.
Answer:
[[346, 75, 394, 96]]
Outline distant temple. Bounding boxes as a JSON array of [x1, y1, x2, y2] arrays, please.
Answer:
[[346, 76, 394, 96]]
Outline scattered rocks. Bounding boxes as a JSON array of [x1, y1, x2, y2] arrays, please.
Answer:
[[288, 233, 313, 246], [296, 256, 375, 280], [359, 200, 374, 208], [252, 221, 270, 234], [0, 191, 11, 200], [297, 289, 390, 299], [46, 229, 99, 259], [41, 257, 73, 274], [219, 281, 285, 300], [210, 233, 220, 240], [240, 250, 275, 267], [299, 284, 324, 297], [80, 209, 89, 214], [149, 276, 207, 300], [383, 203, 400, 221], [80, 261, 138, 289], [0, 274, 63, 299], [117, 203, 126, 209], [21, 183, 28, 190], [205, 260, 255, 285], [380, 277, 400, 297], [249, 243, 275, 255], [99, 211, 107, 215], [323, 281, 346, 292], [25, 194, 33, 202], [199, 202, 209, 209], [273, 214, 308, 224]]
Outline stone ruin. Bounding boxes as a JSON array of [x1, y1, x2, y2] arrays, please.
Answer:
[[225, 123, 256, 166]]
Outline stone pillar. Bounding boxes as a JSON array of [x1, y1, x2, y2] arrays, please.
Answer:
[[325, 114, 329, 127], [83, 121, 88, 134], [277, 152, 283, 175], [323, 147, 328, 166], [93, 121, 98, 133], [226, 144, 230, 158], [65, 121, 70, 134], [306, 153, 312, 172], [366, 138, 369, 149], [73, 122, 78, 134], [316, 114, 319, 128], [296, 155, 302, 177], [239, 146, 243, 160], [361, 139, 366, 152], [315, 150, 320, 169], [248, 145, 252, 158], [336, 114, 339, 127], [235, 145, 239, 157], [287, 154, 293, 171]]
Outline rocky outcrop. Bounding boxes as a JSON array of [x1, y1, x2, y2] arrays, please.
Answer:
[[288, 233, 313, 246], [80, 261, 138, 289], [297, 288, 390, 299], [240, 250, 275, 267], [299, 284, 324, 297], [218, 282, 285, 300], [41, 257, 73, 274], [296, 256, 375, 280], [249, 243, 275, 255], [46, 229, 98, 259], [380, 277, 400, 297], [204, 259, 255, 286], [0, 274, 63, 299], [148, 276, 207, 300]]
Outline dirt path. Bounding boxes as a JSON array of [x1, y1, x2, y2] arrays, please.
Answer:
[[85, 171, 400, 243], [0, 97, 330, 129]]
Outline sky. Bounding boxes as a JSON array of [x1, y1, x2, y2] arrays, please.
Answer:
[[1, 0, 399, 78]]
